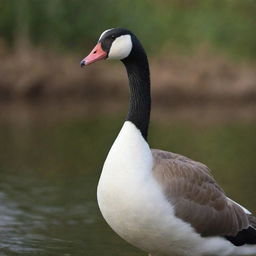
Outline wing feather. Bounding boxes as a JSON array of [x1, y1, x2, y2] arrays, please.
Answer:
[[151, 149, 250, 237]]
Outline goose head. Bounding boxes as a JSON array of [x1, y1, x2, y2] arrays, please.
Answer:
[[80, 28, 150, 140], [80, 28, 136, 66]]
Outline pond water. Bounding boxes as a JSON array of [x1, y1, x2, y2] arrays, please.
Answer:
[[0, 114, 255, 256]]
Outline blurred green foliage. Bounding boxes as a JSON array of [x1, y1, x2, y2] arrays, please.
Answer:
[[0, 0, 255, 58]]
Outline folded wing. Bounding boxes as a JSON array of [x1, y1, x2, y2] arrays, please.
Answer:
[[152, 149, 250, 238]]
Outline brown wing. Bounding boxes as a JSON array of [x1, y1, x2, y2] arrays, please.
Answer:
[[151, 149, 250, 237]]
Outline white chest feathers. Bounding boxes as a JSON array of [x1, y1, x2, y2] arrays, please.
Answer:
[[97, 122, 154, 229], [97, 121, 198, 255], [97, 121, 158, 247]]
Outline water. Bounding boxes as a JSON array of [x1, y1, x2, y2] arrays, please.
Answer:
[[0, 113, 255, 256]]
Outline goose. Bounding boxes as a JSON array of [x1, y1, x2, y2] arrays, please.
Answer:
[[80, 28, 256, 256]]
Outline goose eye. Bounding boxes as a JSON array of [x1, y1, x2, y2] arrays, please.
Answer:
[[111, 35, 115, 39]]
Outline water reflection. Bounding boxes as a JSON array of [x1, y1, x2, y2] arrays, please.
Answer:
[[0, 115, 255, 255]]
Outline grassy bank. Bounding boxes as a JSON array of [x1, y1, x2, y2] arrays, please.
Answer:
[[0, 47, 256, 101], [0, 47, 256, 124], [1, 1, 256, 120]]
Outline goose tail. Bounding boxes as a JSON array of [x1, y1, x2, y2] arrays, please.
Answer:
[[226, 214, 256, 246]]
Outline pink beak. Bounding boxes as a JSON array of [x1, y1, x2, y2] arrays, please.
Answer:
[[80, 42, 107, 67]]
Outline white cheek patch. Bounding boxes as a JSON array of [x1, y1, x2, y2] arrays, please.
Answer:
[[108, 35, 132, 60]]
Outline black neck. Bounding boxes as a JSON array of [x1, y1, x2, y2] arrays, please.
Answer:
[[122, 46, 151, 141]]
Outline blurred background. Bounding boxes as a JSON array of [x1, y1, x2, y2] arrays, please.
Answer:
[[0, 0, 256, 255]]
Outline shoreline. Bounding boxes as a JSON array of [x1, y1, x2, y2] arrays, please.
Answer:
[[1, 48, 256, 125]]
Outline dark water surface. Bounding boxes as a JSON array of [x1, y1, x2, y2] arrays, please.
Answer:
[[0, 114, 255, 256]]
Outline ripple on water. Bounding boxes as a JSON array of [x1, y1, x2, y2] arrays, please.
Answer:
[[0, 171, 97, 255]]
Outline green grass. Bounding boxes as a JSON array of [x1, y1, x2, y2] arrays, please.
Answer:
[[0, 0, 256, 60]]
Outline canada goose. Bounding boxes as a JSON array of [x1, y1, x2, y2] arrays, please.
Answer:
[[80, 28, 256, 256]]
